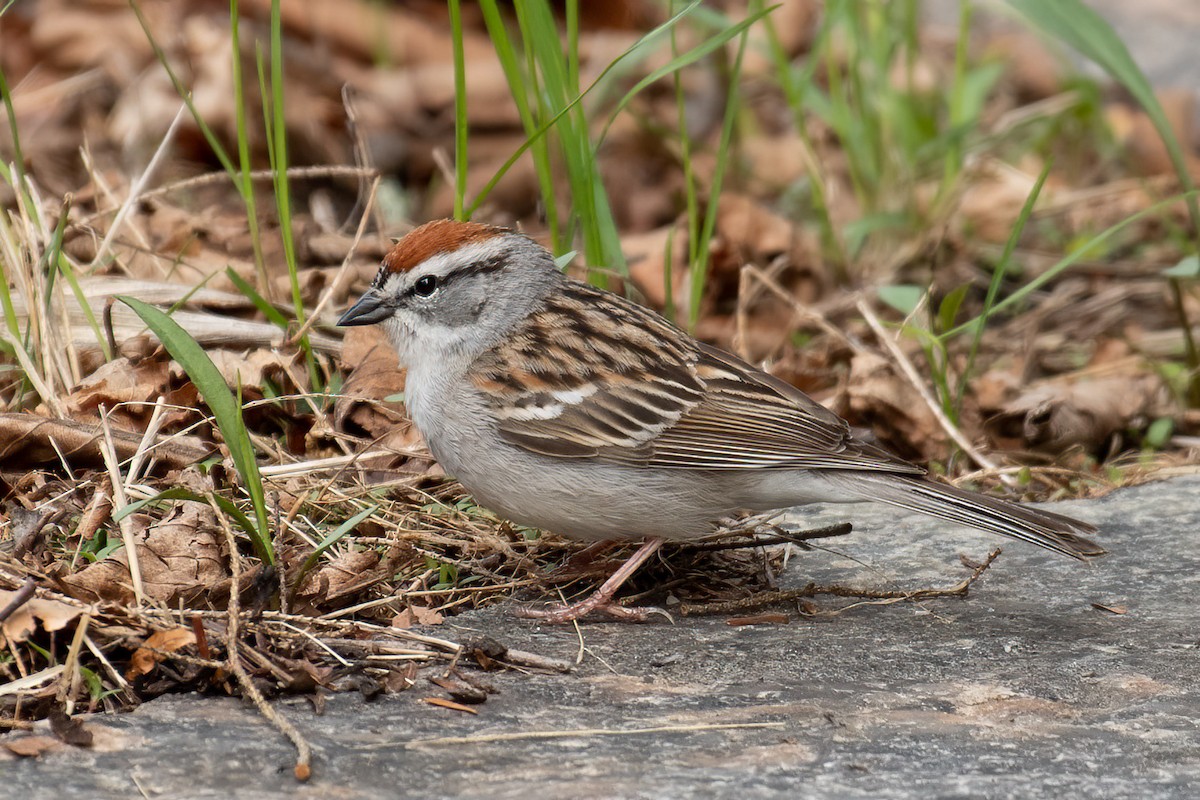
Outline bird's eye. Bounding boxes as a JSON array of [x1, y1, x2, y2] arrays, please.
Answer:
[[413, 275, 438, 297]]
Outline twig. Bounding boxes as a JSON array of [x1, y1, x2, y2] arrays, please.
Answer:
[[287, 175, 382, 345], [679, 522, 853, 553], [211, 500, 313, 782], [0, 577, 37, 624], [856, 299, 1006, 480], [679, 548, 1002, 616], [90, 104, 187, 270], [98, 405, 145, 605], [745, 264, 867, 352]]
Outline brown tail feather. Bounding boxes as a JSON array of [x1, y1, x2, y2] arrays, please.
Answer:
[[831, 473, 1105, 560]]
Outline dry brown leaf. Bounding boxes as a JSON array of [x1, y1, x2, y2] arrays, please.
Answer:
[[206, 349, 299, 395], [392, 606, 445, 629], [62, 502, 226, 606], [3, 735, 61, 758], [954, 159, 1044, 244], [1107, 90, 1200, 177], [843, 351, 944, 458], [987, 375, 1163, 453], [1091, 603, 1128, 615], [0, 591, 82, 645], [48, 709, 93, 747], [0, 413, 212, 470], [421, 696, 479, 715], [313, 549, 381, 600], [64, 357, 170, 426], [126, 628, 199, 680]]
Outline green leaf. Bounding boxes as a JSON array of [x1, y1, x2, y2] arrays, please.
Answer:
[[877, 284, 925, 317], [1009, 0, 1199, 234], [1144, 417, 1174, 450], [116, 297, 273, 564], [287, 505, 379, 603], [225, 267, 289, 328], [937, 285, 971, 333], [1164, 255, 1200, 279]]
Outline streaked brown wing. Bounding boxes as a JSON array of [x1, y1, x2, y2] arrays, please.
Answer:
[[471, 281, 922, 474]]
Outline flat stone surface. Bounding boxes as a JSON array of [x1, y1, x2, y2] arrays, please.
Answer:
[[4, 476, 1199, 799]]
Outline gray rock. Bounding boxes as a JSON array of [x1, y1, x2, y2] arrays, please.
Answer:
[[4, 476, 1199, 799]]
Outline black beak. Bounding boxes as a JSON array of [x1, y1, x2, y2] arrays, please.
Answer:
[[338, 291, 391, 326]]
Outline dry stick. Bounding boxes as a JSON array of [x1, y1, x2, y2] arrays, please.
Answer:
[[98, 405, 145, 606], [125, 396, 168, 484], [0, 329, 68, 417], [744, 264, 867, 353], [0, 577, 37, 624], [679, 547, 1002, 616], [90, 104, 188, 271], [80, 166, 379, 225], [56, 612, 92, 716], [210, 501, 313, 782], [855, 299, 1008, 482]]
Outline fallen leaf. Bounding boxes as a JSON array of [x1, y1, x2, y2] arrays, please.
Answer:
[[48, 709, 93, 747], [2, 735, 61, 758], [392, 606, 444, 629], [126, 627, 199, 680], [1091, 603, 1128, 615], [0, 591, 82, 645], [0, 414, 211, 471], [987, 375, 1163, 453], [421, 697, 479, 715], [62, 502, 227, 606]]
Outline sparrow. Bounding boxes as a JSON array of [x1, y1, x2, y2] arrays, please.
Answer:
[[339, 219, 1103, 621]]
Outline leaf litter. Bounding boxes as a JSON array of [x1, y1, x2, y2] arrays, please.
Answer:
[[1, 0, 1198, 778]]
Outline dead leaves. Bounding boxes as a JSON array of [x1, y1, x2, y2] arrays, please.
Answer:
[[983, 374, 1167, 454], [62, 501, 225, 606], [0, 413, 211, 470], [126, 628, 199, 680], [0, 589, 81, 645]]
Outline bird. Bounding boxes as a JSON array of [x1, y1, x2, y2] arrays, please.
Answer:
[[338, 219, 1104, 622]]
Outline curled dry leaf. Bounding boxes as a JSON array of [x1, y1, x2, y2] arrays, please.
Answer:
[[3, 735, 61, 758], [64, 356, 170, 427], [126, 627, 199, 680], [843, 351, 945, 459], [0, 590, 81, 645], [0, 413, 212, 470], [62, 502, 227, 606], [986, 375, 1164, 453], [392, 605, 444, 629]]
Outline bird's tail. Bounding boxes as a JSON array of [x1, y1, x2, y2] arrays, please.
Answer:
[[828, 472, 1105, 560]]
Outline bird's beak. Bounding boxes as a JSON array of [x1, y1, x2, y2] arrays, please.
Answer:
[[338, 290, 391, 326]]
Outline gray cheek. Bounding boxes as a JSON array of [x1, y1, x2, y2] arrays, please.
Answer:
[[431, 295, 486, 328]]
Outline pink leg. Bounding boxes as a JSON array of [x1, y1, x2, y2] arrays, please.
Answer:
[[516, 538, 668, 623]]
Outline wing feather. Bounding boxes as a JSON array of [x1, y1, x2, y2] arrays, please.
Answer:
[[470, 281, 922, 475]]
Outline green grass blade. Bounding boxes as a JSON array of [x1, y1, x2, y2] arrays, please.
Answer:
[[225, 266, 289, 328], [286, 504, 379, 604], [448, 0, 468, 220], [1008, 0, 1199, 235], [946, 190, 1200, 338], [116, 296, 274, 564]]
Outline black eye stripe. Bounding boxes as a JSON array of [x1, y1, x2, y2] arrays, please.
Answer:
[[401, 254, 510, 299]]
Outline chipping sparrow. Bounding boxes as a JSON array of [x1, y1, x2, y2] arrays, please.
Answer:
[[339, 220, 1103, 621]]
